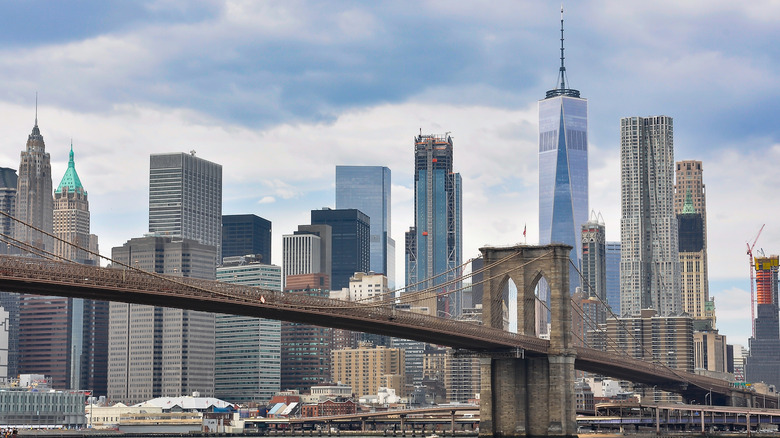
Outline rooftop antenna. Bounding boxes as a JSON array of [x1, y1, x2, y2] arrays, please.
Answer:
[[558, 4, 567, 91], [35, 92, 38, 126]]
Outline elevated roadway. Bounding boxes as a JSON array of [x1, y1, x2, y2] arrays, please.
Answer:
[[0, 255, 750, 402]]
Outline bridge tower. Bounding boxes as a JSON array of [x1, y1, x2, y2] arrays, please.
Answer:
[[479, 244, 577, 438]]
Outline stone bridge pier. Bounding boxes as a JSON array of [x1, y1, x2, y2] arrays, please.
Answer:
[[479, 244, 577, 438]]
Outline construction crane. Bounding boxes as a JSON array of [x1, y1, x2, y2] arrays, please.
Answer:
[[747, 224, 766, 337]]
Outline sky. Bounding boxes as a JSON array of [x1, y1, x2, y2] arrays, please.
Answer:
[[0, 0, 777, 347]]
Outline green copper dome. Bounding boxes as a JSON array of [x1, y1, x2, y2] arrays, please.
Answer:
[[681, 189, 696, 214], [55, 144, 86, 194]]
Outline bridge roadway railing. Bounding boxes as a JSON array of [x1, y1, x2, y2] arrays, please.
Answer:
[[0, 255, 549, 352], [0, 255, 749, 398]]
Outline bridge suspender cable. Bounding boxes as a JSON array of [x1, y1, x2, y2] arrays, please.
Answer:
[[567, 257, 694, 388]]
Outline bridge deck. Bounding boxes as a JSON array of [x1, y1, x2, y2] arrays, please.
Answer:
[[0, 255, 746, 399]]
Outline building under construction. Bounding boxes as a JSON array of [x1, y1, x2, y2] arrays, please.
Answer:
[[404, 133, 462, 318], [746, 255, 780, 387]]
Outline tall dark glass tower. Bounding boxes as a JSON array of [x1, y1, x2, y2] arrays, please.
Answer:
[[405, 134, 462, 318], [310, 208, 370, 291], [221, 214, 272, 263], [538, 8, 588, 299], [335, 166, 395, 288]]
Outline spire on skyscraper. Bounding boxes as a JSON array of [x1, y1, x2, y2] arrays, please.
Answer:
[[546, 5, 580, 99], [558, 5, 567, 91], [682, 190, 696, 214], [56, 142, 85, 194]]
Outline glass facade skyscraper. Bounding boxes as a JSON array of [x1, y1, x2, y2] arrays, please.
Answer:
[[222, 214, 272, 263], [605, 241, 621, 316], [538, 97, 588, 265], [335, 166, 395, 289], [311, 208, 370, 292], [216, 256, 281, 403], [538, 12, 588, 300], [405, 134, 462, 317]]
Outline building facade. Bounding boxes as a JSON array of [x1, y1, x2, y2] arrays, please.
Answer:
[[693, 330, 728, 373], [675, 160, 711, 328], [282, 225, 333, 286], [14, 119, 53, 252], [404, 134, 462, 317], [605, 242, 621, 316], [311, 208, 370, 292], [18, 146, 107, 394], [108, 236, 217, 404], [0, 167, 18, 254], [331, 344, 404, 398], [53, 145, 97, 264], [148, 152, 222, 259], [445, 348, 480, 403], [538, 64, 588, 297], [620, 116, 680, 317], [335, 166, 395, 288], [221, 214, 272, 263], [606, 309, 693, 375], [677, 189, 713, 328], [215, 256, 281, 403], [746, 255, 780, 387], [0, 306, 7, 382], [581, 213, 606, 303], [281, 273, 332, 393]]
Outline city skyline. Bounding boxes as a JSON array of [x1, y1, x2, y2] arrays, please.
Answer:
[[0, 2, 775, 346]]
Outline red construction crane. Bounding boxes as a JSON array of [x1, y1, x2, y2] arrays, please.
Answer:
[[747, 224, 765, 337]]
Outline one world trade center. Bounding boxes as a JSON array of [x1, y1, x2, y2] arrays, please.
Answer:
[[538, 7, 588, 324]]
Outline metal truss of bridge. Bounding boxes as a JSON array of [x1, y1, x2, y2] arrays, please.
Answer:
[[0, 245, 756, 437]]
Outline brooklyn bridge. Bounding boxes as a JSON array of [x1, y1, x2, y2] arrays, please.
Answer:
[[0, 243, 759, 438]]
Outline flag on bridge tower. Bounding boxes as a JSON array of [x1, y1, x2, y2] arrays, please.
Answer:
[[523, 223, 527, 244]]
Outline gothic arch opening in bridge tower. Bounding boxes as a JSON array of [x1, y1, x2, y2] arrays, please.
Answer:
[[479, 244, 575, 348]]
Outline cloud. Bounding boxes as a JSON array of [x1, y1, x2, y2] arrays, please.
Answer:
[[0, 1, 778, 344], [710, 285, 751, 347]]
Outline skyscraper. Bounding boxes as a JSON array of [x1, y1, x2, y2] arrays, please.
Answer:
[[335, 166, 396, 288], [216, 256, 281, 403], [281, 273, 332, 393], [0, 168, 18, 254], [221, 214, 272, 263], [605, 242, 621, 315], [619, 116, 680, 317], [405, 134, 462, 317], [19, 145, 108, 394], [677, 191, 712, 328], [54, 145, 97, 264], [148, 152, 222, 259], [108, 236, 217, 404], [745, 255, 780, 388], [581, 212, 607, 334], [674, 161, 712, 328], [15, 116, 53, 253], [581, 212, 606, 302], [0, 168, 18, 381], [282, 226, 331, 284], [311, 208, 370, 292], [538, 9, 588, 296]]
